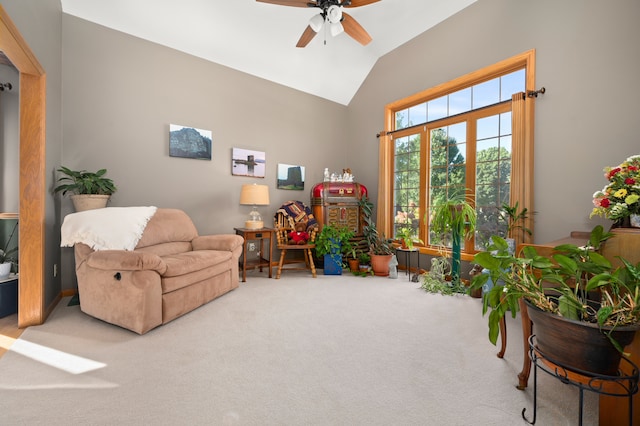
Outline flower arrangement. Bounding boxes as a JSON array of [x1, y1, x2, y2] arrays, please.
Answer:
[[591, 154, 640, 221]]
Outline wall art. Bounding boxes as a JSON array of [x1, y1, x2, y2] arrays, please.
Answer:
[[277, 163, 305, 190], [169, 124, 212, 160], [232, 148, 266, 178]]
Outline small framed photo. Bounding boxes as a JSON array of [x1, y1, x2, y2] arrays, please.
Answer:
[[277, 163, 305, 190], [232, 148, 266, 178], [169, 124, 212, 160]]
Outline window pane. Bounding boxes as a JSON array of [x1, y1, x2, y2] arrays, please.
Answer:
[[428, 123, 467, 246], [395, 136, 410, 155], [427, 96, 447, 122], [396, 110, 409, 130], [500, 69, 526, 101], [477, 115, 499, 140], [448, 122, 466, 144], [472, 78, 500, 109], [449, 88, 471, 116], [475, 109, 514, 249], [394, 133, 421, 236], [408, 103, 427, 127]]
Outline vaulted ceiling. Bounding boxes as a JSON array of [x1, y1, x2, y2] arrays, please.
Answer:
[[61, 0, 476, 105]]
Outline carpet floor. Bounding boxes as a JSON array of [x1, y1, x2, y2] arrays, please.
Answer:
[[0, 271, 597, 425]]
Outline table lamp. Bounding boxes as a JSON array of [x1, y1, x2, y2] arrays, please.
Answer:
[[239, 184, 270, 229]]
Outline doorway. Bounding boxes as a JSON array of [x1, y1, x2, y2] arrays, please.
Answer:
[[0, 6, 46, 328]]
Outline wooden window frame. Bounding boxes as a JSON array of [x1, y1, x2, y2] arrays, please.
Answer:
[[381, 50, 536, 261]]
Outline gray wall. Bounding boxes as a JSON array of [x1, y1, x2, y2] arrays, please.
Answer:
[[0, 63, 18, 212], [1, 0, 63, 305], [60, 15, 351, 288], [349, 0, 640, 244]]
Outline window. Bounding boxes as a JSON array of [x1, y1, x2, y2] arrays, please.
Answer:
[[381, 50, 536, 260]]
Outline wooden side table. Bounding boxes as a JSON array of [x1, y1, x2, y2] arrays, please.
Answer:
[[234, 227, 274, 282]]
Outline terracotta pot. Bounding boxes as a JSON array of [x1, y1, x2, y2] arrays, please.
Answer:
[[348, 258, 360, 272], [370, 253, 392, 277], [526, 300, 638, 375]]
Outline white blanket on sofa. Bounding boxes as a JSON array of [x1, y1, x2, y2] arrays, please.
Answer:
[[61, 206, 158, 251]]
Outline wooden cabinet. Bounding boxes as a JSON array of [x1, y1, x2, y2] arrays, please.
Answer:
[[599, 227, 640, 426]]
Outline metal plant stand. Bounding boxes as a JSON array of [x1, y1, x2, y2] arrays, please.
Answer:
[[523, 335, 639, 425]]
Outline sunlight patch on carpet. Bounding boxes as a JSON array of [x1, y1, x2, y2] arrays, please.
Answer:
[[10, 339, 106, 374]]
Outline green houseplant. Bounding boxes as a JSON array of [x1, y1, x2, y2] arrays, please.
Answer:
[[395, 225, 423, 250], [315, 225, 354, 275], [471, 225, 640, 375], [500, 201, 532, 240], [428, 193, 477, 285], [54, 166, 117, 211], [499, 201, 532, 253], [369, 226, 394, 276]]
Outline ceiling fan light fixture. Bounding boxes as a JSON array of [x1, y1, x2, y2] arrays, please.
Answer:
[[329, 21, 344, 37], [326, 5, 343, 24], [309, 13, 325, 32]]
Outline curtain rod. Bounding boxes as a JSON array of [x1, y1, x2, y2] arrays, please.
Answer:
[[527, 87, 546, 98]]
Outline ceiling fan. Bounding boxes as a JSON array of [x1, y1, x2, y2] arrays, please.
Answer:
[[256, 0, 380, 48]]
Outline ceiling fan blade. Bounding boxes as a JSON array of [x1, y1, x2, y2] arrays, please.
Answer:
[[344, 0, 381, 7], [296, 25, 318, 48], [342, 12, 372, 45], [256, 0, 313, 7]]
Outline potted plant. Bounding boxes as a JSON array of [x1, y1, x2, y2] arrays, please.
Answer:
[[368, 226, 394, 277], [342, 239, 360, 272], [358, 195, 375, 248], [54, 166, 117, 211], [358, 252, 371, 272], [0, 221, 18, 279], [395, 224, 423, 250], [499, 201, 532, 253], [428, 193, 477, 285], [315, 225, 354, 275], [471, 225, 640, 375]]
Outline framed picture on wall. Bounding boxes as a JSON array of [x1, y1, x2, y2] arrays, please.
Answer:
[[169, 124, 212, 160], [232, 148, 266, 178], [277, 163, 305, 190]]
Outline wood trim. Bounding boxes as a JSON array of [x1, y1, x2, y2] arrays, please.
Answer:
[[386, 49, 535, 111], [0, 5, 46, 328]]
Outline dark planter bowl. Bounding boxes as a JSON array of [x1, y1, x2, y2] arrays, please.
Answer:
[[526, 300, 638, 376]]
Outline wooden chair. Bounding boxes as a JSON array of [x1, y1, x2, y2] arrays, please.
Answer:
[[273, 201, 319, 279]]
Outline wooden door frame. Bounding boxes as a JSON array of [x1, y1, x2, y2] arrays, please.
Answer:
[[0, 5, 46, 328]]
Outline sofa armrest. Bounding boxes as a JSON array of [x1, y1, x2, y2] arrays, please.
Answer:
[[86, 250, 167, 274], [192, 234, 244, 253]]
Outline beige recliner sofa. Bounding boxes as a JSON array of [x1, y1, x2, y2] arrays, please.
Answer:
[[73, 208, 244, 334]]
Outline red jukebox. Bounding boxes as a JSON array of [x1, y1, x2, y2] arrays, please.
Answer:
[[311, 182, 368, 235]]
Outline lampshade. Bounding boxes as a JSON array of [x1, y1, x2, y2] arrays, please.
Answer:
[[240, 184, 270, 206], [309, 13, 324, 33], [240, 184, 270, 229], [329, 22, 344, 37], [326, 5, 342, 24]]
